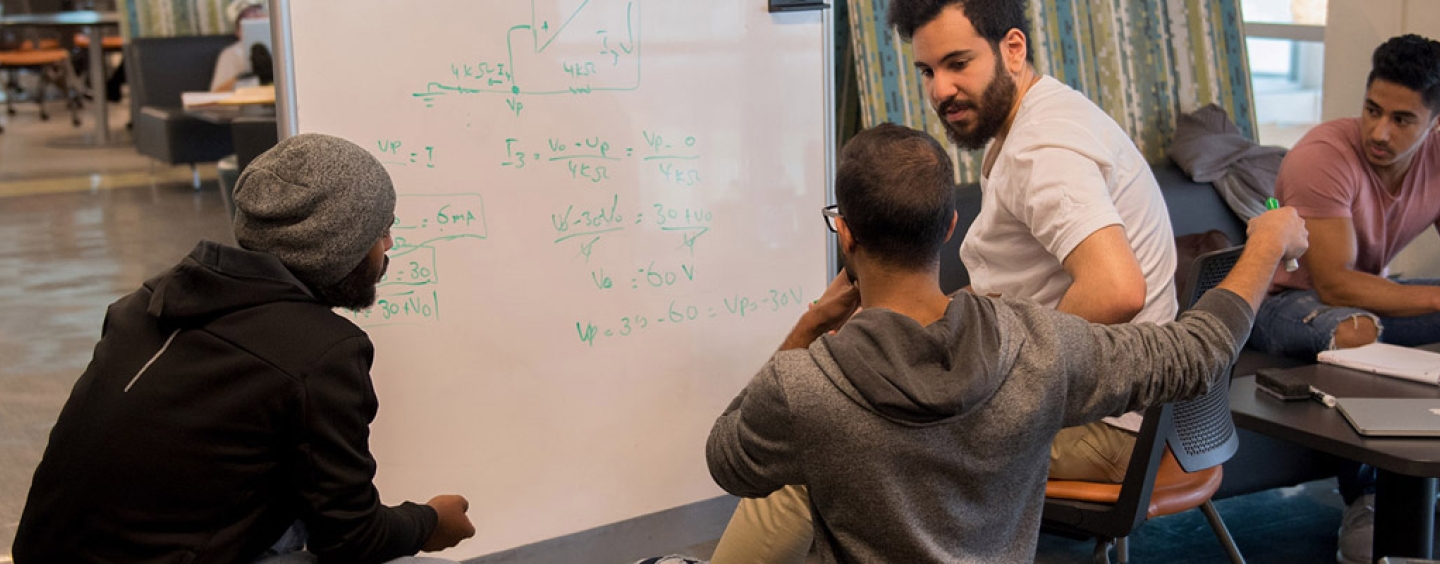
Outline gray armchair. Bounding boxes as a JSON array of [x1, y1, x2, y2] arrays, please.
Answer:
[[126, 35, 235, 184]]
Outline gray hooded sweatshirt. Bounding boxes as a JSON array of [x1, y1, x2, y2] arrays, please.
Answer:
[[707, 288, 1254, 563]]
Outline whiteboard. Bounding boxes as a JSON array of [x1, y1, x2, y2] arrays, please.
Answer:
[[277, 1, 833, 558]]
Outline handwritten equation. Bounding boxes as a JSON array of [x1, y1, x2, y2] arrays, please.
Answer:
[[376, 138, 436, 168], [574, 286, 806, 347], [413, 0, 641, 116], [502, 129, 702, 186], [587, 260, 696, 291], [552, 193, 712, 259], [346, 193, 488, 327]]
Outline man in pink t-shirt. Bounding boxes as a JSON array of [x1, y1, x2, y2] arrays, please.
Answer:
[[1252, 35, 1440, 358], [1248, 34, 1440, 564]]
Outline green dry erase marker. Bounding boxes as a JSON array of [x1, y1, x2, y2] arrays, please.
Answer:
[[1266, 197, 1300, 272]]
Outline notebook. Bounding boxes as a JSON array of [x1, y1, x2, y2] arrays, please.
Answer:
[[1317, 343, 1440, 386], [1336, 397, 1440, 437]]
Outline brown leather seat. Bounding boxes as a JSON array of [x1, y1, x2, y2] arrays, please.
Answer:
[[1046, 448, 1224, 519], [0, 47, 68, 66]]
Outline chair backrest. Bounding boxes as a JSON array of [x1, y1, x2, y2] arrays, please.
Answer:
[[1178, 246, 1244, 315], [1167, 245, 1245, 472]]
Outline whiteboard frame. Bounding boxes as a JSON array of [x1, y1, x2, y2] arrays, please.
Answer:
[[820, 4, 838, 277], [269, 0, 298, 139]]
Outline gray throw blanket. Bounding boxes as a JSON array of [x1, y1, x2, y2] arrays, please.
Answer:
[[1167, 104, 1287, 221]]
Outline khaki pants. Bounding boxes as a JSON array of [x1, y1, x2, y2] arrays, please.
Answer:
[[711, 485, 813, 564], [710, 423, 1136, 563], [1048, 421, 1136, 483]]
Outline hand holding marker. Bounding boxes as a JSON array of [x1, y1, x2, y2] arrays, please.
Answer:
[[1266, 197, 1301, 272]]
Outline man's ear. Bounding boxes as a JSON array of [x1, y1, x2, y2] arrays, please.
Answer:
[[837, 218, 858, 254], [1001, 29, 1028, 74], [943, 210, 959, 243]]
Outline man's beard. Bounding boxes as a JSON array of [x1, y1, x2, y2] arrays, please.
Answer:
[[937, 58, 1017, 151], [316, 254, 389, 311]]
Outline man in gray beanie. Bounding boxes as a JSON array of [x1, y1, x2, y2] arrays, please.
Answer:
[[15, 133, 475, 564]]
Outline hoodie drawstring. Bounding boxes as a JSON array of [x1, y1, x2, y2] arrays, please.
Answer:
[[125, 329, 180, 393]]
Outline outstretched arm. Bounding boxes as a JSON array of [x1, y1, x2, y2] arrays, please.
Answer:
[[1056, 208, 1309, 423]]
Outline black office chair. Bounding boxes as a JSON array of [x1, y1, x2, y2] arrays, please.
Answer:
[[1042, 246, 1248, 564]]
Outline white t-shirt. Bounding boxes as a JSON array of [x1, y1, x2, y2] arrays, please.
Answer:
[[209, 42, 254, 92], [960, 76, 1178, 431]]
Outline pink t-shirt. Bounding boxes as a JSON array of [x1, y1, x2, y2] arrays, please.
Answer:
[[1272, 118, 1440, 291]]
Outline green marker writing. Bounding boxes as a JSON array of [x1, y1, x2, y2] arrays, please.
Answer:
[[1266, 197, 1300, 272]]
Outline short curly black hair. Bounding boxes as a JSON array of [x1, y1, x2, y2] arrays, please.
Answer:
[[1368, 34, 1440, 115], [887, 0, 1032, 62], [835, 123, 956, 270]]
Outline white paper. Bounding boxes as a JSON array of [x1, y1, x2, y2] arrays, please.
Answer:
[[1318, 343, 1440, 385], [180, 91, 231, 108]]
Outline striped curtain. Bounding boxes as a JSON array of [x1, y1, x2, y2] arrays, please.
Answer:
[[124, 0, 230, 38], [849, 0, 1256, 183]]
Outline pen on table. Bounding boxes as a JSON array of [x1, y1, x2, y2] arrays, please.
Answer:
[[1265, 197, 1301, 272], [1308, 385, 1337, 408]]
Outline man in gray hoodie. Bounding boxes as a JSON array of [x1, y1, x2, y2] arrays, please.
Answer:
[[705, 123, 1309, 563]]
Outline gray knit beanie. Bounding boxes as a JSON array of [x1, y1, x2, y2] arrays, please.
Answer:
[[232, 133, 396, 288]]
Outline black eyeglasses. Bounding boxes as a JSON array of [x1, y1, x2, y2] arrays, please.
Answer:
[[822, 205, 842, 233]]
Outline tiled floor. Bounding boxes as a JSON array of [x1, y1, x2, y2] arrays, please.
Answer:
[[0, 95, 1432, 564]]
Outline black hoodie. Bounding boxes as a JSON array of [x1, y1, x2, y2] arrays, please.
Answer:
[[15, 241, 436, 564]]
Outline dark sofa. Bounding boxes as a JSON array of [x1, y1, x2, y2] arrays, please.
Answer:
[[938, 162, 1343, 500], [126, 35, 236, 171]]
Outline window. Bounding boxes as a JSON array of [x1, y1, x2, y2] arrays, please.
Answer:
[[1242, 0, 1327, 146]]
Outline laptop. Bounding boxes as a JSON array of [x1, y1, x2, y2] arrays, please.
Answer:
[[1336, 397, 1440, 437], [240, 17, 272, 58]]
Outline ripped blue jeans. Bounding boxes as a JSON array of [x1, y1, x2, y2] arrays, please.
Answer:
[[1249, 279, 1440, 360]]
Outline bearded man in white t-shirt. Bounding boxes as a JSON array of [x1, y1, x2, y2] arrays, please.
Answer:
[[919, 0, 1183, 463], [705, 1, 1178, 561], [906, 0, 1179, 483]]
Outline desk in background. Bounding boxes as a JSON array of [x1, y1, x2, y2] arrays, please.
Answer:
[[1231, 343, 1440, 562], [182, 102, 274, 126], [0, 10, 121, 146]]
